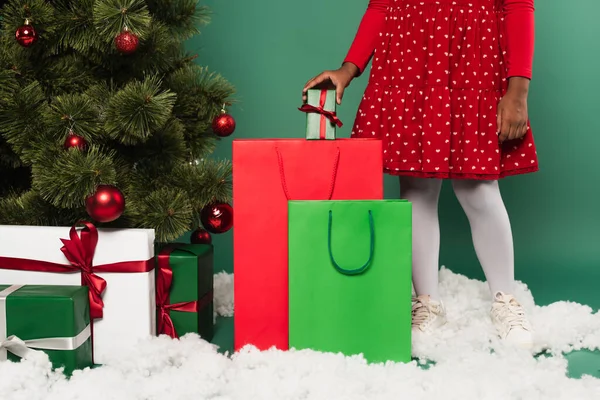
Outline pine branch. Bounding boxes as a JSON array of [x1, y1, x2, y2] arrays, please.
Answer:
[[172, 160, 232, 212], [0, 69, 19, 100], [1, 0, 57, 38], [52, 0, 103, 54], [32, 145, 117, 208], [114, 20, 180, 77], [43, 92, 103, 142], [83, 83, 112, 119], [146, 0, 210, 41], [0, 0, 236, 235], [40, 53, 100, 95], [104, 75, 176, 144], [132, 117, 188, 167], [166, 64, 235, 157], [126, 186, 193, 242], [0, 81, 49, 160], [93, 0, 151, 39], [0, 190, 88, 226]]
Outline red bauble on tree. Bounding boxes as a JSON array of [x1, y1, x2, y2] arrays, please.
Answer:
[[190, 228, 212, 245], [114, 27, 139, 55], [15, 19, 37, 48], [212, 107, 236, 137], [86, 185, 125, 223], [200, 202, 233, 234], [63, 130, 87, 150]]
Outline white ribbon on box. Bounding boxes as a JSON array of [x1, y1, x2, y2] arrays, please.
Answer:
[[0, 284, 91, 361]]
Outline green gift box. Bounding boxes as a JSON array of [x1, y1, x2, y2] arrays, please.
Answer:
[[301, 89, 341, 140], [0, 284, 93, 375], [156, 244, 214, 341], [288, 200, 412, 363]]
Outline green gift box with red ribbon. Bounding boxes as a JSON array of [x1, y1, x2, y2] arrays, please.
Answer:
[[299, 89, 342, 140], [0, 284, 93, 375], [156, 244, 214, 341]]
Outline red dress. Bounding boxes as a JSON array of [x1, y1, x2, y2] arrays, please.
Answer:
[[344, 0, 538, 180]]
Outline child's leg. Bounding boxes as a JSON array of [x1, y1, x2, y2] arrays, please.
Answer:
[[451, 180, 514, 295], [400, 177, 443, 300]]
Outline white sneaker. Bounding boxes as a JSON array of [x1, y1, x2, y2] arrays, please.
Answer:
[[412, 295, 447, 333], [490, 291, 534, 349]]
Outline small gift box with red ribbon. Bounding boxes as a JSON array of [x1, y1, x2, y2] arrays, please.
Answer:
[[0, 223, 155, 364], [299, 89, 342, 140], [156, 244, 214, 341]]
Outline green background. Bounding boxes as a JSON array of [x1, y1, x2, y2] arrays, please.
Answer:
[[188, 0, 600, 375]]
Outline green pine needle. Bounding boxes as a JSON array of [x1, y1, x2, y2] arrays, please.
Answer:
[[127, 187, 193, 242], [0, 0, 235, 235], [0, 82, 49, 157], [146, 0, 210, 41], [93, 0, 152, 39], [32, 146, 117, 208], [0, 190, 89, 226], [44, 93, 103, 142], [52, 0, 101, 54], [173, 160, 232, 212], [104, 75, 177, 144]]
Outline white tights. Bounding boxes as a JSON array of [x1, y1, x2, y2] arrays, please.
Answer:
[[400, 177, 514, 300]]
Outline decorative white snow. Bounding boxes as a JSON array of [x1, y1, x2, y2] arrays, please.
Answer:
[[0, 268, 598, 400], [214, 271, 234, 318]]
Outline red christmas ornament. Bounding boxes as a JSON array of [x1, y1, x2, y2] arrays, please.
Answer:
[[114, 27, 139, 55], [200, 202, 233, 234], [63, 131, 87, 150], [85, 184, 125, 223], [190, 228, 212, 245], [15, 19, 37, 48], [212, 107, 236, 137]]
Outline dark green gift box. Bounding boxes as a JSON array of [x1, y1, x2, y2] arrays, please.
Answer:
[[156, 244, 214, 341], [0, 284, 93, 375]]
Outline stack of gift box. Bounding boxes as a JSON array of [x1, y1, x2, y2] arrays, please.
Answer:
[[0, 88, 414, 375], [0, 222, 215, 374], [233, 89, 413, 362]]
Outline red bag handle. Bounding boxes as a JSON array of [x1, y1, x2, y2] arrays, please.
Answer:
[[275, 147, 341, 200]]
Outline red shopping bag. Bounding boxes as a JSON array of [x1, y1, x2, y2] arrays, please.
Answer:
[[233, 138, 383, 351]]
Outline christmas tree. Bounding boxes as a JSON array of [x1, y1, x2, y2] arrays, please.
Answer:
[[0, 0, 235, 242]]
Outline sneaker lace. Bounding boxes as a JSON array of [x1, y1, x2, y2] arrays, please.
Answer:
[[412, 298, 433, 327], [494, 300, 528, 330]]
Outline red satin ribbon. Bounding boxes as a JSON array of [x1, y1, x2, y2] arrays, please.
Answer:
[[299, 89, 343, 139], [0, 221, 154, 320], [157, 245, 213, 339]]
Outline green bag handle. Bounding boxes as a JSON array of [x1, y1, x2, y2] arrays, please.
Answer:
[[327, 210, 375, 276]]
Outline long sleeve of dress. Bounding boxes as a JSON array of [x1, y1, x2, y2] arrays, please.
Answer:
[[503, 0, 535, 79], [343, 0, 390, 75]]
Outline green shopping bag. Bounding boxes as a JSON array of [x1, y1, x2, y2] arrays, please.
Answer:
[[288, 200, 412, 363]]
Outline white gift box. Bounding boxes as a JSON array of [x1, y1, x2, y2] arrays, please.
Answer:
[[0, 225, 156, 364]]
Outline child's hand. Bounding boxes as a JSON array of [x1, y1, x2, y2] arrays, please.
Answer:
[[497, 77, 530, 142], [302, 63, 359, 105]]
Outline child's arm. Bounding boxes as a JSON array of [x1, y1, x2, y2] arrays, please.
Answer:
[[302, 0, 389, 104], [503, 0, 535, 81], [343, 0, 390, 76], [497, 0, 535, 142]]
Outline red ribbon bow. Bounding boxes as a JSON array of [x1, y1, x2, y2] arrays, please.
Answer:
[[0, 221, 155, 320], [157, 246, 213, 339], [299, 89, 343, 139], [59, 221, 107, 319]]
